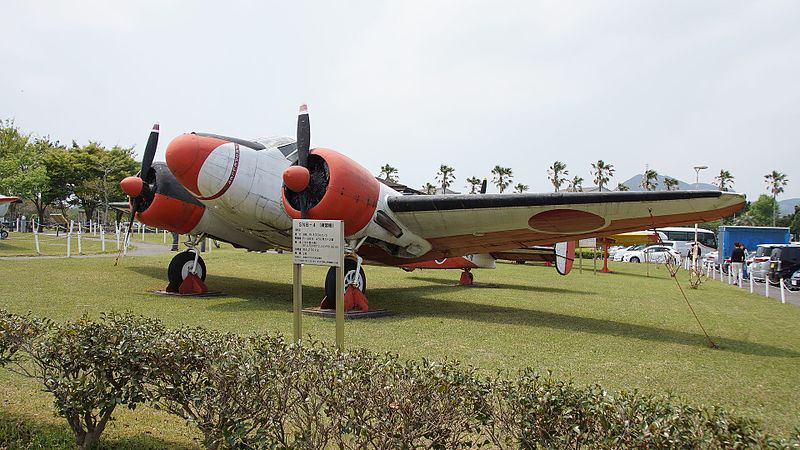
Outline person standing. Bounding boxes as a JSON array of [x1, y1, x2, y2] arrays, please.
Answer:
[[730, 242, 745, 283]]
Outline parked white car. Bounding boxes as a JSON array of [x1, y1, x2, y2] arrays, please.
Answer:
[[622, 245, 682, 264], [614, 244, 649, 261]]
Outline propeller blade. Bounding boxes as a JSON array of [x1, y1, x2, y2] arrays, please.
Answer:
[[297, 104, 310, 168], [140, 123, 159, 178], [480, 178, 488, 194]]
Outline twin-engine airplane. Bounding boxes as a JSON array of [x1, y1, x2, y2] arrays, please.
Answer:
[[120, 106, 744, 307]]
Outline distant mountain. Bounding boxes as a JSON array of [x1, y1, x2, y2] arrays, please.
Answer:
[[619, 174, 717, 192], [779, 198, 800, 215]]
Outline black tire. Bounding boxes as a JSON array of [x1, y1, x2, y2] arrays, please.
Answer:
[[325, 258, 366, 300], [630, 256, 640, 263], [0, 230, 7, 240], [167, 251, 206, 286]]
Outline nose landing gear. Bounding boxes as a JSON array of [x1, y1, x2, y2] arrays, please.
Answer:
[[165, 234, 209, 294]]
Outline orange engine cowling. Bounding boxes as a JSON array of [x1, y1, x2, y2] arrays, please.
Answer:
[[282, 148, 380, 236], [128, 162, 205, 234]]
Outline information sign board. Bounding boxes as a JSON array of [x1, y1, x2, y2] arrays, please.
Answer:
[[292, 219, 343, 266], [578, 238, 597, 248]]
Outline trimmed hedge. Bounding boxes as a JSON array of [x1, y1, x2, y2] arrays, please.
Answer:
[[1, 310, 798, 449]]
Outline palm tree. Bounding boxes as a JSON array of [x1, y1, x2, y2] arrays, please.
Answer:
[[547, 161, 569, 192], [640, 169, 658, 191], [514, 183, 529, 194], [663, 177, 679, 191], [378, 164, 399, 182], [491, 166, 513, 193], [765, 170, 789, 226], [422, 182, 436, 195], [466, 176, 482, 194], [714, 170, 734, 192], [567, 176, 584, 192], [435, 165, 456, 193], [590, 160, 614, 191], [616, 182, 630, 192]]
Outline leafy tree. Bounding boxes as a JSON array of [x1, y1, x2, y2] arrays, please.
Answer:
[[734, 194, 778, 226], [491, 166, 513, 193], [791, 206, 800, 240], [714, 170, 734, 192], [663, 177, 679, 191], [435, 165, 456, 193], [640, 169, 658, 191], [514, 183, 529, 194], [422, 182, 436, 195], [764, 170, 788, 226], [567, 176, 583, 192], [0, 122, 60, 228], [466, 176, 483, 194], [547, 161, 568, 192], [378, 164, 399, 183], [616, 183, 630, 192], [590, 160, 614, 191], [69, 142, 138, 223]]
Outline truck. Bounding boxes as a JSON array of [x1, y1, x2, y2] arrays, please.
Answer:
[[717, 226, 790, 260]]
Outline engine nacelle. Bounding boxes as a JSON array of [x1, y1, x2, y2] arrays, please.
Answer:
[[282, 148, 380, 237], [132, 163, 206, 234]]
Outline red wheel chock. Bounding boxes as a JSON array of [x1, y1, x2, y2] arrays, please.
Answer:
[[459, 271, 474, 285], [319, 286, 369, 312], [177, 273, 208, 295]]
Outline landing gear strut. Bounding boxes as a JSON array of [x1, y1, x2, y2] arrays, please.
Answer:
[[165, 234, 209, 294]]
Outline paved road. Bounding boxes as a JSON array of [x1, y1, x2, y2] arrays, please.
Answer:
[[705, 270, 800, 307]]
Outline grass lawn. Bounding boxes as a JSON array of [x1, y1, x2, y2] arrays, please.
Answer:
[[1, 245, 799, 447]]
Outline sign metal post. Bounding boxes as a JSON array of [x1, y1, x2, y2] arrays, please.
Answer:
[[292, 219, 345, 348]]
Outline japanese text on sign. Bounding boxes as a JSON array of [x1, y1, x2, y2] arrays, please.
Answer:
[[292, 219, 343, 267]]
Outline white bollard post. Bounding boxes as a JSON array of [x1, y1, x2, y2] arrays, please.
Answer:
[[77, 222, 82, 255], [33, 220, 40, 254], [780, 279, 786, 304], [728, 268, 731, 284], [163, 230, 167, 243], [115, 225, 121, 250], [750, 273, 754, 293], [207, 237, 212, 253], [100, 225, 105, 253], [141, 223, 145, 241], [67, 220, 73, 258], [123, 231, 128, 256], [15, 217, 20, 232]]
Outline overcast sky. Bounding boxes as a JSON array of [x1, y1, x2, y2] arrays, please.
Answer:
[[2, 1, 798, 199]]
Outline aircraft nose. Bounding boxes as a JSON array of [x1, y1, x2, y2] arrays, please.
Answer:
[[165, 134, 228, 196]]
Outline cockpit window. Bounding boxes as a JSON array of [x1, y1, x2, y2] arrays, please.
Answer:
[[278, 142, 298, 159]]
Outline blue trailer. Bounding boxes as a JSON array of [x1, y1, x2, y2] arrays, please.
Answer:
[[717, 226, 790, 259]]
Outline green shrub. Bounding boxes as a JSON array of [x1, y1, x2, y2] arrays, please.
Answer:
[[0, 309, 50, 367], [3, 312, 799, 449], [13, 312, 164, 449]]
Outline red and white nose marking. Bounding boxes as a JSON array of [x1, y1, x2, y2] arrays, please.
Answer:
[[165, 134, 229, 196]]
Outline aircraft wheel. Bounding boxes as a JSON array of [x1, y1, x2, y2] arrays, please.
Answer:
[[630, 256, 640, 263], [325, 258, 366, 300], [168, 251, 206, 286], [0, 230, 8, 240]]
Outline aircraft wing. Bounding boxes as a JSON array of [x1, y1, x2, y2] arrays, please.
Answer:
[[385, 190, 743, 259]]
